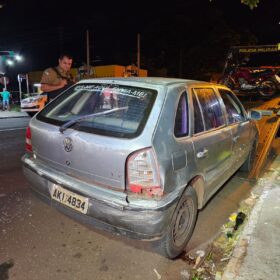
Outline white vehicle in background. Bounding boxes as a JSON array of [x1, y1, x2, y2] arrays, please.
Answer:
[[20, 83, 47, 117]]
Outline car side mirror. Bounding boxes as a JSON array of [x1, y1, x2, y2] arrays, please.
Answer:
[[247, 110, 262, 120]]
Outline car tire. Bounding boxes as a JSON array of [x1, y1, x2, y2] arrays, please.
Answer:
[[240, 139, 258, 172], [258, 80, 277, 98], [158, 186, 198, 259], [27, 112, 36, 117]]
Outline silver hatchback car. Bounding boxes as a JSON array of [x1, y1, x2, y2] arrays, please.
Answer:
[[22, 78, 260, 258]]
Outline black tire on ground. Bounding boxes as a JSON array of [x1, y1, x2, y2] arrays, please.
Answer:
[[240, 139, 258, 172], [258, 80, 277, 98], [158, 186, 198, 259], [27, 112, 36, 117]]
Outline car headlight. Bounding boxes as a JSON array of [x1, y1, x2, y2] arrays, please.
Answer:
[[21, 95, 45, 106]]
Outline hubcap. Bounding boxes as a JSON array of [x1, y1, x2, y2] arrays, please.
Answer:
[[172, 199, 194, 247]]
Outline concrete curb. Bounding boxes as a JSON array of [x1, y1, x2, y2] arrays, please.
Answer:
[[0, 116, 30, 119], [222, 171, 279, 279], [0, 111, 29, 119]]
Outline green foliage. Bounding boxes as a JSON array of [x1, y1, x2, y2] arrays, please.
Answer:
[[241, 0, 260, 9], [191, 275, 204, 280], [10, 104, 20, 112]]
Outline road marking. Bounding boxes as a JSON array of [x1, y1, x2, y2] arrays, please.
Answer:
[[0, 127, 27, 132]]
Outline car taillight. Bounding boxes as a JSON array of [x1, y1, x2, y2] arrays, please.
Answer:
[[25, 127, 32, 152], [127, 148, 163, 197]]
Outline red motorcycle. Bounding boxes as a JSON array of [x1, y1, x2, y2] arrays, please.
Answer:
[[219, 64, 280, 98]]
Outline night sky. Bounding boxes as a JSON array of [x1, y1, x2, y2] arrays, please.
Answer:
[[0, 0, 279, 80]]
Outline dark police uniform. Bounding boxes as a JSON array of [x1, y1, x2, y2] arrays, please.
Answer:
[[40, 66, 74, 102]]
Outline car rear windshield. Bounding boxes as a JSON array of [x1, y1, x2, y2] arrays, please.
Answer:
[[36, 83, 157, 138]]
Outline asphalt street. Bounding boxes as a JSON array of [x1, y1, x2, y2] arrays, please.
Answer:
[[0, 117, 30, 132]]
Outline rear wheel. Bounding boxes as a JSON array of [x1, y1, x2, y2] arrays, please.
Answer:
[[158, 186, 198, 259], [258, 80, 277, 98]]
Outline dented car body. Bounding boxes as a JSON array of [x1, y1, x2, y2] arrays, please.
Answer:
[[22, 77, 260, 258]]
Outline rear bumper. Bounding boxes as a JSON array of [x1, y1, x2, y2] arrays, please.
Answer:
[[22, 154, 180, 240]]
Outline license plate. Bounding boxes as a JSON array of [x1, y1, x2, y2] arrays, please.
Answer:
[[51, 185, 89, 214]]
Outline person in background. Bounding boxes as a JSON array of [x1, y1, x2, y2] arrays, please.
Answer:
[[1, 88, 11, 111], [40, 53, 75, 102]]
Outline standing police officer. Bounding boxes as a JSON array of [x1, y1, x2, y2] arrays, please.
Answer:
[[40, 53, 75, 102]]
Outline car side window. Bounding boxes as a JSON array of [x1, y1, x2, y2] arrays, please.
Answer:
[[218, 89, 245, 124], [191, 91, 204, 134], [194, 88, 225, 131], [174, 92, 188, 137]]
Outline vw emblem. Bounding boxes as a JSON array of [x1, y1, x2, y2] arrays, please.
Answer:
[[63, 137, 73, 152]]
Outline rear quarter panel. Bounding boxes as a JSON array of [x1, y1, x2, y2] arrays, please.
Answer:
[[152, 83, 196, 194]]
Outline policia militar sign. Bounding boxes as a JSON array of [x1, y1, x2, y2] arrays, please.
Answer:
[[229, 43, 280, 54], [237, 44, 280, 53]]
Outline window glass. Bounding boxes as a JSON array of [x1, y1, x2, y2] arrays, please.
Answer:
[[219, 89, 245, 124], [174, 92, 188, 137], [194, 88, 225, 130], [192, 91, 204, 134], [37, 84, 157, 138]]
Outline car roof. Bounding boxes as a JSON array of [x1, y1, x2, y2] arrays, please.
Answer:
[[77, 77, 211, 87]]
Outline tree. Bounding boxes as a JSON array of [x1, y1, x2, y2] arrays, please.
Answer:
[[241, 0, 260, 9]]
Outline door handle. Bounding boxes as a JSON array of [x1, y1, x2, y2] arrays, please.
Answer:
[[197, 148, 208, 159], [233, 135, 240, 142]]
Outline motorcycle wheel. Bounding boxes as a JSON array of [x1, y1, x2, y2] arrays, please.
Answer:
[[258, 80, 277, 98]]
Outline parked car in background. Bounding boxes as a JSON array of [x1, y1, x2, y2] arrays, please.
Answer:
[[22, 77, 261, 258], [20, 83, 47, 116], [20, 93, 47, 116]]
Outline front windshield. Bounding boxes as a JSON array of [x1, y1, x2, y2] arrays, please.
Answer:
[[37, 83, 157, 138]]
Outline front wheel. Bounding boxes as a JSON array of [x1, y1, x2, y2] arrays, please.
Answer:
[[158, 186, 198, 259], [258, 80, 277, 98], [240, 139, 258, 172]]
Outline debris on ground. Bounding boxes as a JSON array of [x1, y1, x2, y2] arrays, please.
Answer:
[[180, 269, 190, 280], [233, 212, 246, 231], [184, 190, 260, 280], [153, 268, 161, 280]]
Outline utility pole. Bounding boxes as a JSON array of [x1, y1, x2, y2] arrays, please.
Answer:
[[86, 30, 90, 76], [137, 33, 140, 76]]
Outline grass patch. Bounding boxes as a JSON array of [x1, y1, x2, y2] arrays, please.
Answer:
[[10, 104, 21, 112]]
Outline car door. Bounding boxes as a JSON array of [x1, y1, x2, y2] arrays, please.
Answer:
[[218, 88, 251, 167], [191, 87, 233, 199]]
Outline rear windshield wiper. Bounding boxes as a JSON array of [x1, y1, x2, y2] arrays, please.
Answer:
[[59, 106, 128, 133]]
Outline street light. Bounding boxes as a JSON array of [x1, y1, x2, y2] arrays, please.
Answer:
[[0, 51, 23, 66], [0, 50, 23, 97], [0, 50, 23, 78], [15, 54, 23, 62], [6, 58, 14, 66]]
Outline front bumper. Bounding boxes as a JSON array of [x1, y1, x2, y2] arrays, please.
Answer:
[[21, 104, 40, 112], [22, 154, 180, 240]]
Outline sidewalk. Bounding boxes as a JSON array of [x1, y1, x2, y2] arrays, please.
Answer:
[[0, 110, 29, 119], [222, 150, 280, 279]]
